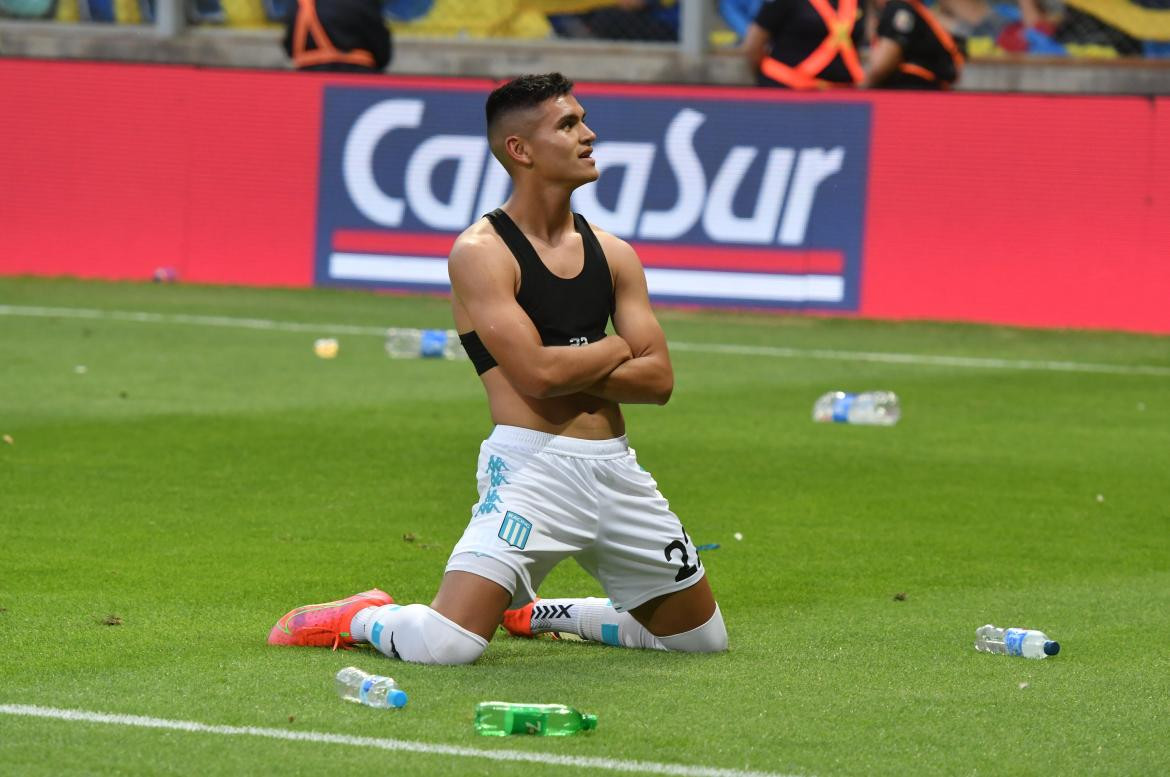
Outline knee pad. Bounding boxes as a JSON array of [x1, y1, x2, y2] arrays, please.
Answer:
[[369, 603, 488, 665], [658, 604, 728, 653]]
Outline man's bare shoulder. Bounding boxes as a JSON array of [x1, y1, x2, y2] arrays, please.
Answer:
[[588, 222, 642, 270], [449, 219, 508, 262]]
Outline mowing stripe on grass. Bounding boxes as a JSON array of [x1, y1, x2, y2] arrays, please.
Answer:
[[0, 704, 798, 777], [0, 304, 390, 337], [3, 304, 1168, 377]]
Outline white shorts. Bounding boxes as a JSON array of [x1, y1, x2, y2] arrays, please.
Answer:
[[446, 425, 705, 613]]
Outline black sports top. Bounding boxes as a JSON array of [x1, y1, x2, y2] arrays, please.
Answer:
[[458, 209, 614, 376]]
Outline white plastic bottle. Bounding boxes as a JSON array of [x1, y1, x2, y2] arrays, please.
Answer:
[[812, 391, 900, 425], [335, 666, 408, 708], [974, 624, 1060, 659], [385, 328, 466, 360]]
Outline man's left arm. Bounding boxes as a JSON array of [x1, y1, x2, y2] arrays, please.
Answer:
[[581, 235, 674, 405]]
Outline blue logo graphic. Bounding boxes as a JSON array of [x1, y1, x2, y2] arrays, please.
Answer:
[[487, 455, 509, 487], [498, 511, 532, 550], [477, 487, 501, 516]]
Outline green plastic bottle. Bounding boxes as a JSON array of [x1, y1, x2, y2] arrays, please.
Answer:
[[474, 701, 598, 736]]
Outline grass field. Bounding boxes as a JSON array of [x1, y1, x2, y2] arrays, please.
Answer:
[[1, 276, 1168, 777]]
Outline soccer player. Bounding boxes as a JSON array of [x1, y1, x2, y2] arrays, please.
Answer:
[[267, 73, 727, 663]]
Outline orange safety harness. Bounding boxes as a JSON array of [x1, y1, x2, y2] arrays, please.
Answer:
[[759, 0, 865, 90], [896, 0, 965, 87], [292, 0, 376, 70]]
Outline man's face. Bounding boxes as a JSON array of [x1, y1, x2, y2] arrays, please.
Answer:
[[524, 94, 598, 186]]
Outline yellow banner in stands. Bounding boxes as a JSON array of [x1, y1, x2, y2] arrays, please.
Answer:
[[1064, 0, 1170, 41]]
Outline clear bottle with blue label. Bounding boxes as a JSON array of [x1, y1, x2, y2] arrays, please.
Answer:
[[335, 666, 408, 708], [385, 328, 466, 360], [974, 625, 1060, 659], [813, 391, 900, 425]]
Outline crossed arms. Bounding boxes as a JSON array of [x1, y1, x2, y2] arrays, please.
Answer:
[[447, 228, 673, 405]]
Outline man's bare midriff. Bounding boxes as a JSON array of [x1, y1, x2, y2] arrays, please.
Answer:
[[478, 368, 626, 440]]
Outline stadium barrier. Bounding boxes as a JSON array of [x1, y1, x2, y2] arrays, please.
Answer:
[[1, 59, 1167, 334], [4, 0, 1170, 60]]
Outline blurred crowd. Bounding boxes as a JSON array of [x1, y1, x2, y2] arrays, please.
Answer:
[[2, 0, 1168, 68]]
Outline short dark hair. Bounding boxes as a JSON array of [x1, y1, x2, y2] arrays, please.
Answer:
[[485, 73, 575, 132]]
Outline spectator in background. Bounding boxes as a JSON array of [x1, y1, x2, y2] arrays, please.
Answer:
[[719, 0, 764, 41], [862, 0, 965, 88], [743, 0, 866, 88], [550, 0, 678, 40], [934, 0, 1011, 38], [283, 0, 392, 72], [936, 0, 1062, 53], [389, 0, 667, 38]]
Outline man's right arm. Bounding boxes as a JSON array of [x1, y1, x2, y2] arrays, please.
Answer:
[[448, 234, 632, 398], [863, 3, 910, 88]]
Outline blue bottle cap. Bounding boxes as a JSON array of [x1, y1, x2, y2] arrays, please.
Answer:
[[1043, 641, 1060, 656], [387, 689, 408, 708], [420, 329, 447, 358]]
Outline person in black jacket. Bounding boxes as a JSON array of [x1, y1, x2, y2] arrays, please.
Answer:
[[282, 0, 392, 73], [743, 0, 867, 89], [863, 0, 964, 89]]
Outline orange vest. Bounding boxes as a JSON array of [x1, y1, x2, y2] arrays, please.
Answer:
[[895, 0, 965, 87], [291, 0, 377, 70], [760, 0, 865, 90]]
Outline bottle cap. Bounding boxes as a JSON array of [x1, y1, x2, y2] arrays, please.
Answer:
[[388, 689, 408, 708], [580, 713, 598, 730], [1043, 641, 1060, 656]]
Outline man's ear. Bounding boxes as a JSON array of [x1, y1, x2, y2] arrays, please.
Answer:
[[505, 135, 532, 168]]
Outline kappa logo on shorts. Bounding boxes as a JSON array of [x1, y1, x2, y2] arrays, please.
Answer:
[[477, 488, 502, 516], [497, 511, 532, 550]]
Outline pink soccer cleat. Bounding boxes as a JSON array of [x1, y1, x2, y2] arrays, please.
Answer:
[[267, 588, 393, 651]]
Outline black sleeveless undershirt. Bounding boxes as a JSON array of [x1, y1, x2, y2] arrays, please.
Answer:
[[459, 209, 614, 376]]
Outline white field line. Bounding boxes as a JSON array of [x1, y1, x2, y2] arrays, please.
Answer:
[[666, 341, 1170, 377], [0, 704, 798, 777], [2, 304, 1168, 378]]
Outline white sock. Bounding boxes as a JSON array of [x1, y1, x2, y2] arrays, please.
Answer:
[[531, 597, 666, 651], [529, 597, 606, 633], [361, 604, 488, 665], [350, 606, 377, 642], [657, 604, 728, 653]]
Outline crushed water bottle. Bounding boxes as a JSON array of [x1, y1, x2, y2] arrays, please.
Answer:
[[335, 666, 408, 708], [974, 625, 1060, 659], [385, 328, 466, 360], [812, 391, 900, 425], [474, 701, 597, 736]]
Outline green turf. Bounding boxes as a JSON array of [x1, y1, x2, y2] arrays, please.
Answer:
[[1, 276, 1168, 776]]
